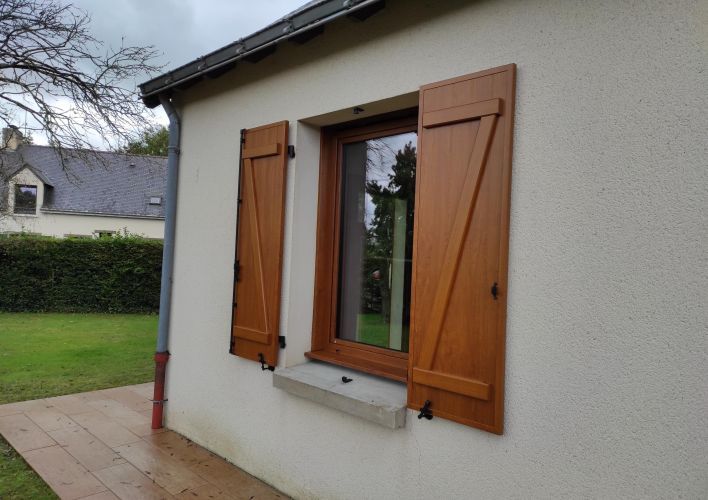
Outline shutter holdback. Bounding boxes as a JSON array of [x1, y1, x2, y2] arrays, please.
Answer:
[[418, 400, 433, 420], [258, 353, 275, 371]]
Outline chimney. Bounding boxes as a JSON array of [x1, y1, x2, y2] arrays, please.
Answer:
[[2, 126, 24, 150]]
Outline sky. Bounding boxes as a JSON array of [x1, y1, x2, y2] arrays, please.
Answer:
[[68, 0, 307, 74], [25, 0, 307, 143]]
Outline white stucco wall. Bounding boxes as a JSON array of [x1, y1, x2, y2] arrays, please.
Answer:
[[163, 0, 708, 498], [1, 168, 164, 238]]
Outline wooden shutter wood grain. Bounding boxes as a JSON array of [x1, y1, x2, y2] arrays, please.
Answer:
[[408, 65, 515, 434], [231, 121, 289, 367]]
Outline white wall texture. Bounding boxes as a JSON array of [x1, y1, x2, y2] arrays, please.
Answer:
[[1, 168, 164, 238], [162, 0, 708, 498]]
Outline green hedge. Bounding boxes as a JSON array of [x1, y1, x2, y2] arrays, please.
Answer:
[[0, 235, 162, 313]]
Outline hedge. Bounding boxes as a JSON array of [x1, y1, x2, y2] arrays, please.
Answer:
[[0, 235, 162, 313]]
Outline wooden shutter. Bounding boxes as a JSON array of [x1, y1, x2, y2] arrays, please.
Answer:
[[408, 65, 515, 434], [230, 121, 289, 368]]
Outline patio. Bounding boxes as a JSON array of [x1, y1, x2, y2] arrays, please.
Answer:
[[0, 383, 285, 499]]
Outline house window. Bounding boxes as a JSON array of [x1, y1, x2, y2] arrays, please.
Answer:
[[338, 132, 417, 352], [95, 230, 115, 238], [14, 184, 37, 215], [308, 115, 417, 381]]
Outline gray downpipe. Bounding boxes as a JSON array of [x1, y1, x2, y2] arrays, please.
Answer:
[[152, 94, 180, 429]]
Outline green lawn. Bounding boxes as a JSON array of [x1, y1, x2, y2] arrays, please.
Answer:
[[357, 313, 390, 348], [0, 313, 157, 405], [0, 313, 157, 499]]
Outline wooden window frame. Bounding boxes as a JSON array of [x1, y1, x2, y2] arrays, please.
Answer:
[[307, 114, 418, 382]]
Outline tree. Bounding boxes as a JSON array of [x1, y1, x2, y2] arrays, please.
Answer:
[[120, 125, 168, 157], [0, 0, 161, 156], [362, 141, 417, 325]]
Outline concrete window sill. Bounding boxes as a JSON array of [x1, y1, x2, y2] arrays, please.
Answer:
[[273, 361, 407, 429]]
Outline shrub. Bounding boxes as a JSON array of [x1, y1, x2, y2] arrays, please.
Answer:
[[0, 235, 162, 313]]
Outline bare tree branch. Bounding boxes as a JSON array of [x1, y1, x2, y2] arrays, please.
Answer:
[[0, 0, 162, 167]]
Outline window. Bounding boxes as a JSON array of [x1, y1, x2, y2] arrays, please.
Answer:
[[95, 231, 115, 238], [14, 184, 37, 215], [308, 116, 417, 381], [239, 64, 515, 433], [338, 132, 416, 353]]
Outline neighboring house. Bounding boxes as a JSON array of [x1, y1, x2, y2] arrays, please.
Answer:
[[138, 1, 706, 499], [0, 127, 166, 239]]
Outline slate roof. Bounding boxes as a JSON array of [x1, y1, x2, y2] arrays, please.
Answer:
[[0, 145, 167, 218]]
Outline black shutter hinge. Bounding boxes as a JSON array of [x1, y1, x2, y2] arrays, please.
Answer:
[[287, 145, 295, 159], [234, 260, 240, 281], [229, 336, 235, 354], [491, 282, 499, 300], [278, 335, 286, 349], [418, 400, 433, 420], [341, 376, 353, 384], [258, 353, 275, 371], [240, 128, 246, 144]]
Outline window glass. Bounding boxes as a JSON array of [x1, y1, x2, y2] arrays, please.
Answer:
[[337, 132, 417, 352], [14, 185, 37, 214]]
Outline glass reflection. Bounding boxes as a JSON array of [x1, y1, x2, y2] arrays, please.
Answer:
[[337, 132, 417, 352]]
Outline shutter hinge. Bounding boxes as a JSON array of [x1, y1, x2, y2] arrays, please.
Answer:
[[278, 335, 286, 349], [229, 336, 235, 354], [240, 128, 246, 144], [234, 260, 240, 281], [258, 353, 275, 371], [287, 145, 295, 159], [491, 282, 499, 300], [418, 400, 433, 420]]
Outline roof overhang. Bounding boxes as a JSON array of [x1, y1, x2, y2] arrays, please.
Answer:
[[139, 0, 386, 108]]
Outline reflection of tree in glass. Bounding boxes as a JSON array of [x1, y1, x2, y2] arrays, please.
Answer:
[[361, 141, 416, 334], [15, 186, 37, 213]]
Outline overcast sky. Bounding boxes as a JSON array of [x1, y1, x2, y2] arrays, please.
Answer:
[[69, 0, 306, 73], [55, 0, 307, 130]]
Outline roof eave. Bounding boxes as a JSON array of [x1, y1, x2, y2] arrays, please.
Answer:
[[139, 0, 385, 108]]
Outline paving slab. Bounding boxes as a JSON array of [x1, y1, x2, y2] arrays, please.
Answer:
[[0, 383, 286, 500]]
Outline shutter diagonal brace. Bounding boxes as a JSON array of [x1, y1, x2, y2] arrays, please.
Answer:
[[244, 157, 270, 338], [416, 113, 498, 373]]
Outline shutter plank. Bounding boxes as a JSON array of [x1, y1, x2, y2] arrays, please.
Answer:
[[422, 98, 501, 128], [243, 143, 281, 159], [408, 65, 515, 434], [231, 121, 289, 367], [233, 326, 272, 345], [411, 368, 490, 401]]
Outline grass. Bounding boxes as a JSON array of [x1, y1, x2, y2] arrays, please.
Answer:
[[0, 438, 56, 500], [0, 313, 157, 405], [357, 313, 390, 348], [0, 312, 157, 499]]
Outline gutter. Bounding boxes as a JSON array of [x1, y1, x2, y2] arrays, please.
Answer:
[[139, 0, 385, 107], [151, 95, 180, 429]]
